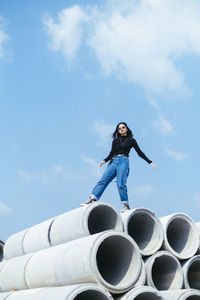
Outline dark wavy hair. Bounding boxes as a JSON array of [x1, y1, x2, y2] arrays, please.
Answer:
[[112, 122, 133, 139]]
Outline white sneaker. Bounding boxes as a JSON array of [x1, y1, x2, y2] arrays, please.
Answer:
[[81, 196, 97, 207], [121, 204, 130, 213]]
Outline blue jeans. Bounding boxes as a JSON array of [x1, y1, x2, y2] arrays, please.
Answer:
[[91, 156, 130, 204]]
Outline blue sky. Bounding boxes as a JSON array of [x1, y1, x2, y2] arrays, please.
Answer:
[[0, 0, 200, 242]]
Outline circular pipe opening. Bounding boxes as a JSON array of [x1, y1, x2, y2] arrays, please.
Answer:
[[88, 205, 121, 234], [127, 212, 162, 255], [74, 290, 109, 300], [167, 218, 197, 257], [134, 293, 161, 300], [151, 255, 182, 290], [187, 297, 200, 300], [188, 260, 200, 289], [96, 235, 141, 289]]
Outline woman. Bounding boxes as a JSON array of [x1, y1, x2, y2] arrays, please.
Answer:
[[82, 122, 156, 212]]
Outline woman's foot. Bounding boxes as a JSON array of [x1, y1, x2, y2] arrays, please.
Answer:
[[121, 203, 130, 213], [81, 196, 97, 207]]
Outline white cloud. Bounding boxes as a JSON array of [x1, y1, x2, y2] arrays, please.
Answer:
[[132, 184, 155, 198], [43, 0, 200, 95], [0, 15, 9, 60], [166, 148, 189, 161], [0, 201, 12, 214], [81, 153, 102, 177], [43, 5, 87, 61], [92, 120, 115, 148], [18, 165, 87, 184], [153, 115, 176, 136]]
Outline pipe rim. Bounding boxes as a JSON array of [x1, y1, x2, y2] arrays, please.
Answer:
[[126, 286, 161, 298], [183, 255, 200, 289], [83, 202, 123, 235], [125, 208, 163, 256], [164, 214, 199, 260], [146, 250, 183, 290], [67, 284, 112, 300], [91, 230, 142, 293]]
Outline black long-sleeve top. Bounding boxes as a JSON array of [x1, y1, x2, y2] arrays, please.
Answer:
[[103, 136, 152, 164]]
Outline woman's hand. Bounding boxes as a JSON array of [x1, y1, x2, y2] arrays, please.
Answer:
[[150, 162, 156, 170], [99, 160, 105, 167]]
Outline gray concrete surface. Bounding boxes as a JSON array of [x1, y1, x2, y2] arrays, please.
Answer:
[[0, 231, 142, 294], [4, 202, 123, 259], [160, 213, 199, 260], [144, 250, 183, 290], [182, 255, 200, 289], [159, 289, 200, 299], [114, 286, 163, 299], [0, 284, 113, 300], [121, 208, 163, 256]]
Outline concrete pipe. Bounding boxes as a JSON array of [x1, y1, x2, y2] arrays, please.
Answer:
[[4, 202, 123, 259], [4, 229, 28, 260], [4, 218, 55, 260], [195, 222, 200, 253], [114, 286, 162, 300], [24, 231, 142, 294], [0, 284, 113, 300], [159, 289, 200, 299], [134, 261, 146, 287], [121, 208, 163, 256], [144, 250, 183, 290], [182, 255, 200, 289], [160, 213, 199, 260], [0, 292, 13, 300], [0, 241, 4, 262], [0, 254, 33, 292], [0, 261, 6, 292], [50, 201, 123, 246]]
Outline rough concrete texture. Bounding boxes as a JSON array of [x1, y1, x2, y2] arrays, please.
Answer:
[[2, 203, 200, 299], [4, 230, 28, 260], [160, 213, 199, 260], [159, 288, 200, 299], [182, 255, 200, 289], [0, 254, 33, 292], [134, 261, 146, 288], [144, 250, 183, 290], [4, 202, 123, 259], [50, 201, 123, 246], [114, 286, 162, 299], [0, 284, 113, 300], [0, 292, 13, 300], [0, 230, 142, 294], [121, 208, 163, 256]]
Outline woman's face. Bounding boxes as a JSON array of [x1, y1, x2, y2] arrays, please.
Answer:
[[118, 123, 128, 136]]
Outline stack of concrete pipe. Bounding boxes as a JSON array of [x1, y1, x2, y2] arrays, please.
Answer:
[[1, 202, 200, 299]]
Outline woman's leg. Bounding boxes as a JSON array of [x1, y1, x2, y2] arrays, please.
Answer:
[[116, 157, 130, 205], [91, 161, 117, 200]]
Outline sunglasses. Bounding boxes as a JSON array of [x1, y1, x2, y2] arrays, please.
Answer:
[[118, 126, 126, 130]]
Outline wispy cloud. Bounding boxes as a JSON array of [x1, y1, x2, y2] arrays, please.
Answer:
[[0, 15, 9, 60], [166, 149, 189, 161], [81, 153, 102, 177], [0, 201, 12, 214], [18, 165, 87, 185], [43, 6, 87, 61], [131, 184, 155, 198], [43, 0, 200, 95], [153, 115, 176, 136], [92, 120, 114, 148]]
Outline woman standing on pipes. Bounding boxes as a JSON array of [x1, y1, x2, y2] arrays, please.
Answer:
[[82, 122, 156, 212]]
